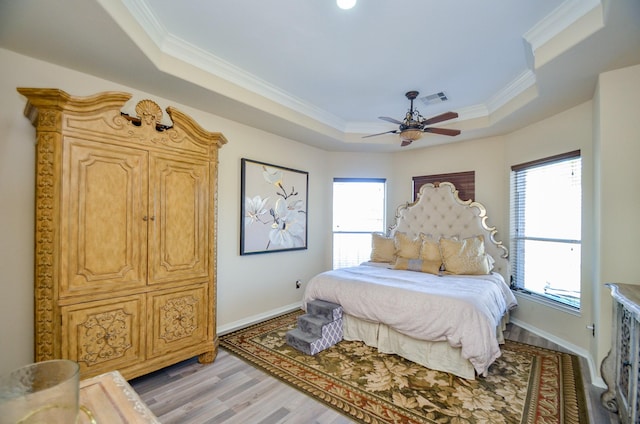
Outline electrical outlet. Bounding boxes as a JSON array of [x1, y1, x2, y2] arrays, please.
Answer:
[[296, 280, 302, 289]]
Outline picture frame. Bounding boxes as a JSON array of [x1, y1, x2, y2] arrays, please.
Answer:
[[240, 158, 308, 255]]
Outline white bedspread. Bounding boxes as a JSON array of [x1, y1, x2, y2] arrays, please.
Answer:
[[303, 265, 518, 376]]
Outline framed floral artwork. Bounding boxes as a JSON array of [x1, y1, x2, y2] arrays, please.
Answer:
[[240, 158, 308, 255]]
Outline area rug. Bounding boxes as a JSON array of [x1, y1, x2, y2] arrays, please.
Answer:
[[220, 310, 589, 424]]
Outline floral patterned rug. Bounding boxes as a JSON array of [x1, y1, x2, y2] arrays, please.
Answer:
[[220, 310, 589, 424]]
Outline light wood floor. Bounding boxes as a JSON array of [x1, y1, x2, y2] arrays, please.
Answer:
[[130, 324, 619, 424]]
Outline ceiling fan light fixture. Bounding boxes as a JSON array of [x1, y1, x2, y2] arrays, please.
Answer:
[[362, 90, 460, 146], [336, 0, 357, 10], [399, 129, 423, 142]]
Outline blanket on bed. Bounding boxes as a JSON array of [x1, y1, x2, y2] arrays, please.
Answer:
[[303, 265, 518, 376]]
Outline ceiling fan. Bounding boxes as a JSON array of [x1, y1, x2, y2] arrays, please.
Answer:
[[363, 90, 461, 147]]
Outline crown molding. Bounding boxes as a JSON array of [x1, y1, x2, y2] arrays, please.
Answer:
[[456, 104, 489, 121], [121, 0, 346, 131], [451, 70, 536, 129], [486, 69, 537, 114], [524, 0, 601, 52], [121, 0, 167, 43], [162, 34, 346, 129]]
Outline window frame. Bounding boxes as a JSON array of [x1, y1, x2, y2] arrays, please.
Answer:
[[332, 177, 386, 269], [510, 150, 582, 310]]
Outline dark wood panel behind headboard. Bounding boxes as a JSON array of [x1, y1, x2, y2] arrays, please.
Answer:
[[412, 171, 475, 201]]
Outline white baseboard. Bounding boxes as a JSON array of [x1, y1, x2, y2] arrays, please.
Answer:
[[510, 317, 606, 388], [217, 302, 302, 336]]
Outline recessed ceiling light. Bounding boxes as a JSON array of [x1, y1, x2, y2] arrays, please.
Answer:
[[337, 0, 357, 10]]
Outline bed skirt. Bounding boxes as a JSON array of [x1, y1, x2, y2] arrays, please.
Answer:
[[342, 313, 509, 380]]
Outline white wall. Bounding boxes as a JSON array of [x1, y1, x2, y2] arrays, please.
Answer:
[[216, 125, 332, 328], [0, 51, 37, 374], [594, 64, 640, 369]]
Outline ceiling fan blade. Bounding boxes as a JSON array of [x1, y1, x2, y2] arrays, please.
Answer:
[[421, 111, 459, 125], [423, 127, 461, 136], [362, 130, 399, 138], [378, 116, 403, 125], [401, 139, 413, 147]]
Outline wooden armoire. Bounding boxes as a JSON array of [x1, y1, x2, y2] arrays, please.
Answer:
[[18, 88, 227, 379]]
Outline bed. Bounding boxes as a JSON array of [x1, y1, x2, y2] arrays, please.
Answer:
[[303, 182, 517, 379]]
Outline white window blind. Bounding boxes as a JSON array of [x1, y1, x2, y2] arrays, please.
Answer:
[[511, 151, 582, 308], [333, 178, 386, 269]]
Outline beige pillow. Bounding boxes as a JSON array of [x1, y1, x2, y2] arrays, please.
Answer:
[[419, 234, 441, 262], [394, 232, 422, 259], [439, 235, 491, 275], [393, 257, 441, 275], [370, 232, 396, 263]]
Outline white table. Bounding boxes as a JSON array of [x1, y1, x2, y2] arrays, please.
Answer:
[[78, 371, 159, 424]]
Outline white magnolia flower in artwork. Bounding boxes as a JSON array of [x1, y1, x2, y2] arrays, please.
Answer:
[[262, 166, 283, 187], [245, 163, 306, 251], [269, 197, 306, 248], [287, 198, 304, 212], [244, 195, 270, 225]]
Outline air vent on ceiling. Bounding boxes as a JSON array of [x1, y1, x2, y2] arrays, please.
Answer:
[[420, 92, 448, 106]]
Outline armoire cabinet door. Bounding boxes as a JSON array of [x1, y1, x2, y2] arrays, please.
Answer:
[[61, 295, 145, 377], [63, 139, 148, 296], [147, 285, 208, 358], [148, 155, 209, 285]]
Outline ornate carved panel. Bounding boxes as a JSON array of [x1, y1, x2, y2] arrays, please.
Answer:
[[159, 296, 197, 341], [602, 283, 640, 423], [78, 309, 133, 364], [148, 286, 207, 358], [62, 297, 144, 376], [619, 305, 632, 402], [34, 131, 59, 361]]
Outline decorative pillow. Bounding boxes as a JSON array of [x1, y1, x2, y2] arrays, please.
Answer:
[[394, 232, 421, 259], [393, 257, 441, 275], [370, 232, 396, 263], [419, 234, 441, 262], [439, 235, 492, 275], [486, 254, 496, 271]]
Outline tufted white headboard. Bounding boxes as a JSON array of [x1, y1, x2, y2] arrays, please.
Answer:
[[389, 182, 510, 282]]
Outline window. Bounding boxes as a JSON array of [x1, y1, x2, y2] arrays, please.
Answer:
[[333, 178, 386, 269], [510, 151, 582, 309]]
